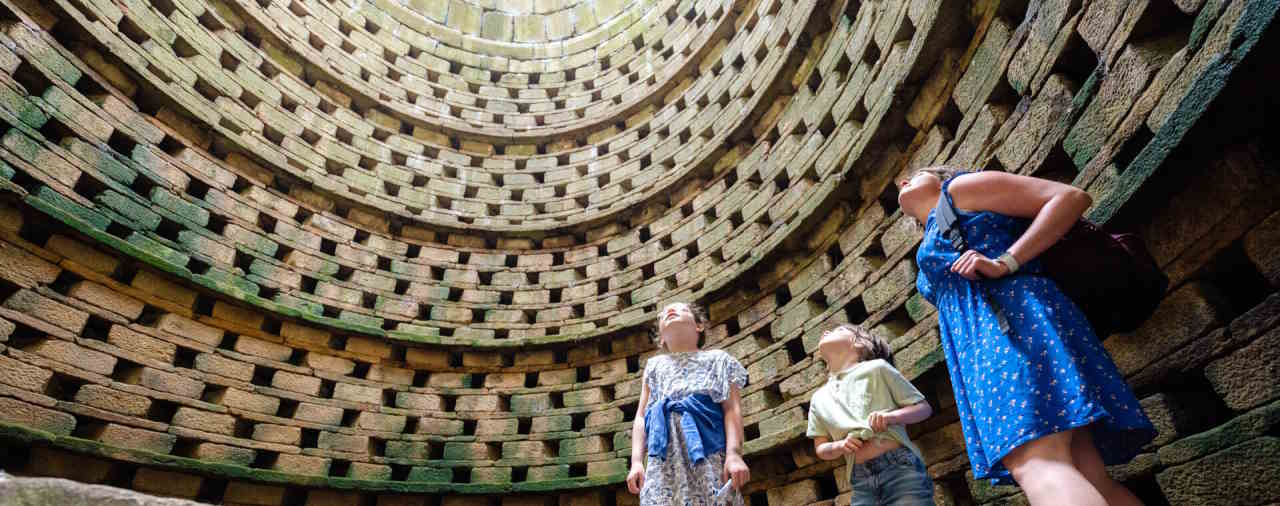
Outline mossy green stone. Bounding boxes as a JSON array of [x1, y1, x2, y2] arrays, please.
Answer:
[[150, 187, 209, 227], [1157, 399, 1280, 466], [536, 415, 573, 433], [197, 265, 259, 297], [471, 467, 512, 484], [407, 467, 452, 483], [904, 293, 934, 322], [337, 310, 384, 329], [509, 393, 552, 414], [384, 441, 432, 460], [126, 232, 189, 268], [95, 189, 160, 230], [527, 464, 570, 482], [0, 85, 47, 130], [273, 292, 324, 316], [68, 139, 137, 185], [30, 186, 110, 230]]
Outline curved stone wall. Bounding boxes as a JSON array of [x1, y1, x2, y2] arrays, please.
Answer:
[[0, 0, 1277, 505]]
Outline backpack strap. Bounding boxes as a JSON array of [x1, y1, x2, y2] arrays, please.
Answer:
[[935, 177, 968, 251], [936, 174, 1012, 334]]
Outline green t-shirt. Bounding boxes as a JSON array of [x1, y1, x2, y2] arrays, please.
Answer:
[[806, 359, 927, 469]]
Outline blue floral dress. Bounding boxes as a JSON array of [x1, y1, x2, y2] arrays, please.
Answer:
[[914, 178, 1156, 485]]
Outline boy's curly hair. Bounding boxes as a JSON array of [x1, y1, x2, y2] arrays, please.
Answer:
[[650, 302, 709, 351], [829, 323, 894, 366]]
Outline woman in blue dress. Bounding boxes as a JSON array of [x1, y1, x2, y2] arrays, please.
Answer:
[[897, 167, 1156, 506]]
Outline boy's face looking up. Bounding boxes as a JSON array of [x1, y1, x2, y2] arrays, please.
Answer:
[[817, 327, 865, 373]]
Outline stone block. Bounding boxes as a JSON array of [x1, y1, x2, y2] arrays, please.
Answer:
[[347, 462, 392, 480], [155, 314, 223, 346], [1244, 210, 1280, 287], [74, 384, 150, 417], [767, 479, 820, 505], [0, 353, 52, 392], [25, 448, 110, 483], [0, 396, 75, 436], [171, 407, 236, 436], [1156, 436, 1280, 506], [318, 431, 369, 454], [4, 290, 88, 334], [210, 388, 279, 415], [252, 424, 301, 445], [355, 411, 406, 432], [97, 423, 176, 453], [234, 336, 292, 362], [1104, 282, 1224, 375], [223, 482, 285, 505], [274, 453, 330, 476], [1205, 326, 1280, 411], [443, 442, 499, 460], [294, 403, 344, 425], [132, 468, 203, 498], [194, 353, 254, 381], [272, 370, 321, 396], [69, 281, 144, 320], [107, 325, 177, 365], [27, 340, 116, 376]]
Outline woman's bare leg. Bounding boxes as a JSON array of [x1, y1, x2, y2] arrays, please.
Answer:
[[1002, 430, 1106, 506], [1070, 427, 1144, 506]]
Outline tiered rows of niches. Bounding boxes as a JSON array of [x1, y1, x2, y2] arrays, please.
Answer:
[[0, 0, 949, 348], [403, 0, 655, 48], [0, 155, 944, 501], [228, 0, 732, 138], [3, 0, 1279, 504], [0, 0, 962, 496], [51, 0, 811, 230], [224, 0, 769, 227]]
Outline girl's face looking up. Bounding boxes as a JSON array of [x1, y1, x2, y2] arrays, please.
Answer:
[[658, 302, 703, 351]]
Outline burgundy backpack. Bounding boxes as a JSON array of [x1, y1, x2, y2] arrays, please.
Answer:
[[935, 185, 1168, 336]]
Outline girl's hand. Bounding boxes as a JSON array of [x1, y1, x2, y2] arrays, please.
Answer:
[[840, 434, 865, 454], [868, 410, 898, 432], [626, 462, 645, 494], [723, 453, 750, 489], [951, 250, 1010, 280]]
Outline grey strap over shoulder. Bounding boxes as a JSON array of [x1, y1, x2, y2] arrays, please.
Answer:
[[933, 175, 1012, 334], [935, 178, 968, 252]]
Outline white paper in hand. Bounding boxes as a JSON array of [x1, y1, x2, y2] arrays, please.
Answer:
[[714, 478, 734, 498]]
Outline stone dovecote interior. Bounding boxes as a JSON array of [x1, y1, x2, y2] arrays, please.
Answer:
[[0, 0, 1276, 504]]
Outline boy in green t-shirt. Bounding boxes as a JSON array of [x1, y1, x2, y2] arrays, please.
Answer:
[[807, 324, 936, 505]]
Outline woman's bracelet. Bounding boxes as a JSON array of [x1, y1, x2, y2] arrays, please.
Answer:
[[997, 252, 1020, 274]]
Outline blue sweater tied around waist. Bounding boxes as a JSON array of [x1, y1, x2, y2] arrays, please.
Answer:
[[644, 393, 726, 464]]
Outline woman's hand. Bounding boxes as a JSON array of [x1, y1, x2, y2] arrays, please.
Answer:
[[723, 453, 750, 489], [868, 410, 898, 432], [951, 250, 1010, 280], [626, 462, 645, 494]]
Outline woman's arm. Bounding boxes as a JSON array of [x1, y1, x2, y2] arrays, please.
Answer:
[[948, 171, 1092, 278], [722, 385, 750, 488], [626, 379, 651, 493]]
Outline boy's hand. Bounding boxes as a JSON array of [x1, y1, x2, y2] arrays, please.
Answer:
[[840, 434, 865, 454], [868, 410, 898, 432]]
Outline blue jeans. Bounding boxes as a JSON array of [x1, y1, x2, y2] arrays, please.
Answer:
[[848, 448, 935, 506]]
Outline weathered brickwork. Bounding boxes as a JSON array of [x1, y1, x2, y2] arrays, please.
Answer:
[[0, 0, 1274, 504]]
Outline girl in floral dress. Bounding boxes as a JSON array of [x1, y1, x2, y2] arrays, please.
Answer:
[[627, 302, 750, 506], [898, 167, 1155, 506]]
